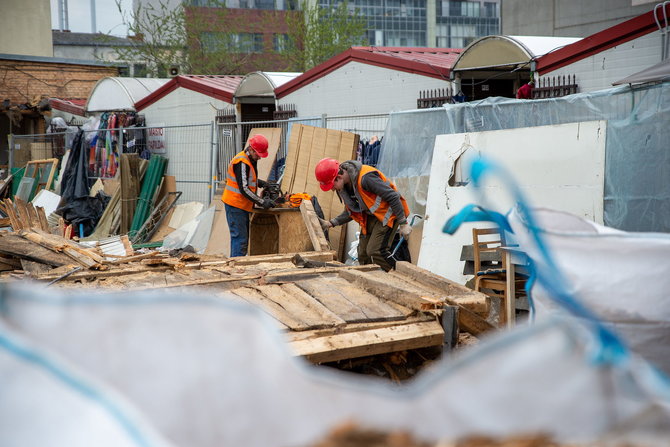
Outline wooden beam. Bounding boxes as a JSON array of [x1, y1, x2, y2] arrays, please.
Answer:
[[290, 320, 444, 363], [336, 269, 436, 310], [393, 262, 495, 336], [299, 200, 330, 251]]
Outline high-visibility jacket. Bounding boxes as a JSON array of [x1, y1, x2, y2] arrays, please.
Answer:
[[222, 151, 257, 212], [347, 165, 410, 234]]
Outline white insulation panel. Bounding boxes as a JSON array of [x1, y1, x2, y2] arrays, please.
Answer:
[[418, 120, 607, 284]]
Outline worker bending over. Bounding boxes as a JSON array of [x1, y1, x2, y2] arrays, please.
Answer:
[[222, 134, 274, 257], [315, 158, 411, 271]]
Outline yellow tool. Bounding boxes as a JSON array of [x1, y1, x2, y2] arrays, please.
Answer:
[[287, 193, 312, 208]]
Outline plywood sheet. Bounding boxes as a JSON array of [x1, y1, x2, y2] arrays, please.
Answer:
[[204, 197, 230, 256], [280, 124, 358, 260]]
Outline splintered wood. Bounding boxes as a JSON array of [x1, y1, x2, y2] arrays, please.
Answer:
[[0, 233, 493, 364]]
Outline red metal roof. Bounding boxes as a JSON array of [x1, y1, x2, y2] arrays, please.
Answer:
[[49, 98, 86, 116], [275, 46, 462, 98], [135, 75, 244, 111], [537, 4, 670, 75]]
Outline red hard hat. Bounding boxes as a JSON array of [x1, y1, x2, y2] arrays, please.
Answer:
[[315, 158, 339, 191], [248, 134, 269, 158]]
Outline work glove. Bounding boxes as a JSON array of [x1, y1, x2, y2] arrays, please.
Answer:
[[261, 198, 275, 209], [318, 217, 332, 233], [398, 223, 412, 237]]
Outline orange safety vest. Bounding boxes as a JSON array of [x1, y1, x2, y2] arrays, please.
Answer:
[[346, 165, 410, 234], [222, 151, 257, 212]]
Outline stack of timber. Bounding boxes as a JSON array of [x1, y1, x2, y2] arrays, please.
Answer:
[[11, 243, 495, 364]]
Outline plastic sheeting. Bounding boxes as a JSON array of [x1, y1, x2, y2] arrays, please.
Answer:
[[2, 283, 670, 447], [378, 82, 670, 232]]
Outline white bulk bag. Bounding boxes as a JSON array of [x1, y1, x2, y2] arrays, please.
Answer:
[[2, 283, 670, 447], [0, 320, 173, 447], [508, 207, 670, 375]]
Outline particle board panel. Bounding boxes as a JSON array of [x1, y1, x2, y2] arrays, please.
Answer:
[[204, 196, 230, 256], [295, 276, 406, 323], [249, 209, 312, 255], [292, 125, 316, 193], [282, 124, 303, 194], [247, 128, 282, 183], [290, 320, 445, 363]]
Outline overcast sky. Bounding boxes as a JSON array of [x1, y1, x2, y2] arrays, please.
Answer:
[[50, 0, 132, 36]]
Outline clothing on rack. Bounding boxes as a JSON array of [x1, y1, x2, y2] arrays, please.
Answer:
[[89, 112, 145, 178], [357, 136, 382, 167]]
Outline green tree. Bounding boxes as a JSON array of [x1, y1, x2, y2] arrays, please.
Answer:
[[103, 0, 254, 76], [280, 1, 367, 72]]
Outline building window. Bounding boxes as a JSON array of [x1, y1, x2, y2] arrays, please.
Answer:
[[483, 2, 497, 18], [132, 63, 147, 77], [233, 32, 265, 53], [201, 32, 264, 53], [273, 33, 289, 52]]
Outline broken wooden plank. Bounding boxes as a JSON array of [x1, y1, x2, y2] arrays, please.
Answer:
[[286, 314, 435, 342], [109, 251, 162, 265], [295, 276, 406, 323], [258, 283, 347, 329], [393, 262, 496, 336], [263, 264, 381, 283], [2, 199, 22, 230], [290, 320, 445, 363], [20, 259, 53, 275], [230, 286, 310, 331], [0, 233, 73, 266], [299, 200, 330, 251], [19, 230, 104, 268], [337, 269, 438, 311], [35, 206, 50, 232], [231, 251, 336, 266]]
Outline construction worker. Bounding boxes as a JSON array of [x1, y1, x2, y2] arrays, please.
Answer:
[[222, 134, 275, 257], [314, 158, 411, 271]]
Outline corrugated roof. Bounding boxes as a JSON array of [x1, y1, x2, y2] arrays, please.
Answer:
[[275, 46, 462, 98], [537, 4, 670, 74], [135, 75, 244, 111]]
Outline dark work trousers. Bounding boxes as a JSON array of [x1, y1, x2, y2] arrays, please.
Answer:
[[224, 203, 250, 257], [357, 217, 399, 271]]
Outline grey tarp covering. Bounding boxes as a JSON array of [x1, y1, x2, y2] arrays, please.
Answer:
[[613, 59, 670, 85], [378, 82, 670, 232]]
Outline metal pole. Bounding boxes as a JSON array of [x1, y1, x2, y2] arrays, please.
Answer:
[[8, 134, 14, 172], [90, 0, 97, 33], [210, 121, 216, 204]]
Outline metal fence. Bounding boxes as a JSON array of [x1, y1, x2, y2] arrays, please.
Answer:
[[9, 123, 215, 205], [215, 113, 389, 189], [9, 112, 388, 209]]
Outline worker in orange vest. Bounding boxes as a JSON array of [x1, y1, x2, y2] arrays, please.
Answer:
[[222, 134, 275, 257], [314, 158, 411, 271]]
